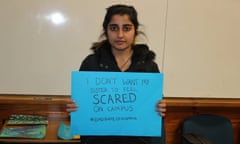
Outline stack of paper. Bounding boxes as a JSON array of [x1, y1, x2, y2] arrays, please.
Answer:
[[0, 114, 47, 139]]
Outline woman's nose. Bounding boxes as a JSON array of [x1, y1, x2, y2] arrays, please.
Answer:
[[117, 29, 124, 37]]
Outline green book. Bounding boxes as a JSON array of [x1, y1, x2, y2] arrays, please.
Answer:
[[7, 114, 48, 125], [0, 125, 46, 139]]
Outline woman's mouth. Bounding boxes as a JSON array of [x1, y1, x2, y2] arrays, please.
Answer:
[[115, 40, 125, 45]]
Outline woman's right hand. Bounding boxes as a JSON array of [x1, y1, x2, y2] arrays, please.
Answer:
[[66, 98, 78, 112]]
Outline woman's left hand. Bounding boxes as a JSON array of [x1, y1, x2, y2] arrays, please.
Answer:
[[66, 98, 78, 112], [156, 99, 167, 117]]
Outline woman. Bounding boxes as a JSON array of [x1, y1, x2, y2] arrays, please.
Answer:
[[67, 4, 167, 144]]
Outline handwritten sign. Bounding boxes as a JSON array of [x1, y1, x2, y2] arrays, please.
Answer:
[[71, 71, 164, 137]]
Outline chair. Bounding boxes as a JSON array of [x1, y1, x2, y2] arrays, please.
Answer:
[[181, 114, 233, 144]]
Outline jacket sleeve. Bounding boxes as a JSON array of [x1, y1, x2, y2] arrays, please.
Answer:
[[151, 62, 160, 73], [79, 55, 99, 71]]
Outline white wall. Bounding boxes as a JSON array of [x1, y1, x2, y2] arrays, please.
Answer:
[[0, 0, 167, 95], [0, 0, 239, 98], [163, 0, 240, 97]]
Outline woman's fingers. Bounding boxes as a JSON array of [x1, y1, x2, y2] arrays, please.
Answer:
[[66, 99, 78, 112], [156, 99, 167, 117]]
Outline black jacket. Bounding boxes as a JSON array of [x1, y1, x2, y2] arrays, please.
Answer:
[[79, 42, 165, 144], [79, 42, 159, 73]]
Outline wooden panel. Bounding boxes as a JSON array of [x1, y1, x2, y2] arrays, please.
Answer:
[[1, 95, 240, 143], [0, 94, 69, 120]]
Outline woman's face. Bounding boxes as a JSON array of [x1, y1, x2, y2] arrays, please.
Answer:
[[107, 14, 136, 51]]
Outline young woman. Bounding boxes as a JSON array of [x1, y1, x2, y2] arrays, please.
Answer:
[[67, 4, 167, 144]]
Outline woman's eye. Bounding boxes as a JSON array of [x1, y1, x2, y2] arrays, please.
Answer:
[[109, 25, 118, 31], [123, 26, 132, 31]]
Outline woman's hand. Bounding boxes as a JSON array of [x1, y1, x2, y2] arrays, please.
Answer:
[[156, 99, 167, 117], [66, 99, 78, 112]]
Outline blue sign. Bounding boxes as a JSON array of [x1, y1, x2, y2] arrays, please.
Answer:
[[71, 71, 164, 137]]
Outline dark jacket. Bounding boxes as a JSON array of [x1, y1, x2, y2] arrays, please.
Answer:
[[79, 42, 159, 73], [79, 42, 165, 144]]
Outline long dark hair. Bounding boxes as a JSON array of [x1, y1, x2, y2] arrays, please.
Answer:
[[91, 4, 143, 50]]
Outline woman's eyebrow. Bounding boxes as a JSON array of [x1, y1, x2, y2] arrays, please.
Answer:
[[108, 24, 118, 27], [123, 24, 133, 27], [108, 24, 133, 26]]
